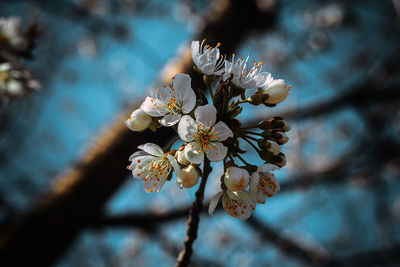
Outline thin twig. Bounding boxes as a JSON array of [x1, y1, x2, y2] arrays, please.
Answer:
[[175, 158, 212, 267]]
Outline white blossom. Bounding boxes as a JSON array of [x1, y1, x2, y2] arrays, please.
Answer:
[[250, 163, 280, 201], [178, 104, 233, 164], [125, 108, 152, 132], [0, 63, 23, 95], [141, 73, 196, 127], [223, 54, 271, 89], [191, 40, 224, 75], [209, 189, 256, 220], [0, 17, 27, 50], [128, 143, 180, 193], [223, 167, 250, 192]]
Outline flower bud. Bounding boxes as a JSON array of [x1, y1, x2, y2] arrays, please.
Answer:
[[125, 109, 152, 132], [272, 153, 286, 167], [262, 79, 290, 105], [175, 147, 190, 165], [224, 167, 250, 191], [258, 140, 280, 155], [273, 131, 289, 145], [258, 117, 291, 132], [177, 164, 201, 188]]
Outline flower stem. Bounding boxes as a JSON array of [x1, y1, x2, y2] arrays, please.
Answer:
[[241, 136, 260, 152], [244, 134, 259, 142], [235, 153, 251, 166], [175, 158, 212, 267], [245, 131, 262, 136], [238, 98, 251, 104]]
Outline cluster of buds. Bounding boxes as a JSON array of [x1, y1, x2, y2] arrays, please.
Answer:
[[126, 39, 291, 220], [0, 17, 40, 102]]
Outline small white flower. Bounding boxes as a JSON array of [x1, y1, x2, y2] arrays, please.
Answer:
[[223, 54, 271, 89], [209, 189, 256, 220], [141, 73, 196, 127], [0, 17, 27, 50], [0, 63, 23, 95], [262, 79, 290, 105], [224, 167, 250, 192], [178, 104, 233, 164], [125, 108, 152, 132], [191, 40, 224, 76], [176, 164, 201, 189], [250, 163, 280, 201], [128, 143, 180, 193]]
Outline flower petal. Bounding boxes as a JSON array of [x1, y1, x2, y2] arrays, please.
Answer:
[[194, 104, 217, 126], [178, 115, 197, 142], [182, 87, 196, 114], [257, 163, 280, 174], [206, 142, 227, 162], [140, 97, 167, 117], [138, 143, 164, 157], [159, 113, 181, 127], [212, 121, 233, 141], [184, 142, 204, 164], [208, 191, 223, 215], [143, 175, 167, 193], [167, 154, 180, 177]]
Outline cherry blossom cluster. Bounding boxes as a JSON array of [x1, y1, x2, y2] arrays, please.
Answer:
[[126, 39, 291, 220], [0, 17, 40, 101]]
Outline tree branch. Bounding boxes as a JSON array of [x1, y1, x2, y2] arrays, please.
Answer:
[[175, 159, 212, 267]]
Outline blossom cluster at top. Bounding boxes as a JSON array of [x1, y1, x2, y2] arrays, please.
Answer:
[[126, 39, 291, 220], [0, 16, 40, 101]]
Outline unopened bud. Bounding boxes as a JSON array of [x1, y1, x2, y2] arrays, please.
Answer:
[[177, 164, 201, 188], [263, 80, 290, 105], [224, 167, 250, 191], [125, 109, 152, 132], [175, 147, 189, 165], [258, 139, 280, 155], [272, 153, 286, 167], [273, 131, 289, 145]]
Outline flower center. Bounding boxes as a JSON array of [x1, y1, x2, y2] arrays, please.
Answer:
[[258, 173, 277, 197], [135, 156, 171, 192], [191, 123, 218, 153]]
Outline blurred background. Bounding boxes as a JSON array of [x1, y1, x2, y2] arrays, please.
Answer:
[[0, 0, 400, 266]]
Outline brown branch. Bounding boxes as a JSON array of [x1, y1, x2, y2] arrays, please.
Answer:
[[175, 159, 212, 267]]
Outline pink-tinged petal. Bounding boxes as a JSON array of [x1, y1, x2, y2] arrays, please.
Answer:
[[178, 115, 197, 142], [194, 104, 217, 126], [140, 97, 167, 117], [259, 173, 280, 197], [257, 163, 280, 174], [209, 191, 223, 215], [222, 191, 255, 220], [206, 142, 227, 162], [212, 121, 233, 141], [224, 167, 250, 192], [184, 143, 204, 164], [138, 143, 164, 157], [159, 113, 181, 127]]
